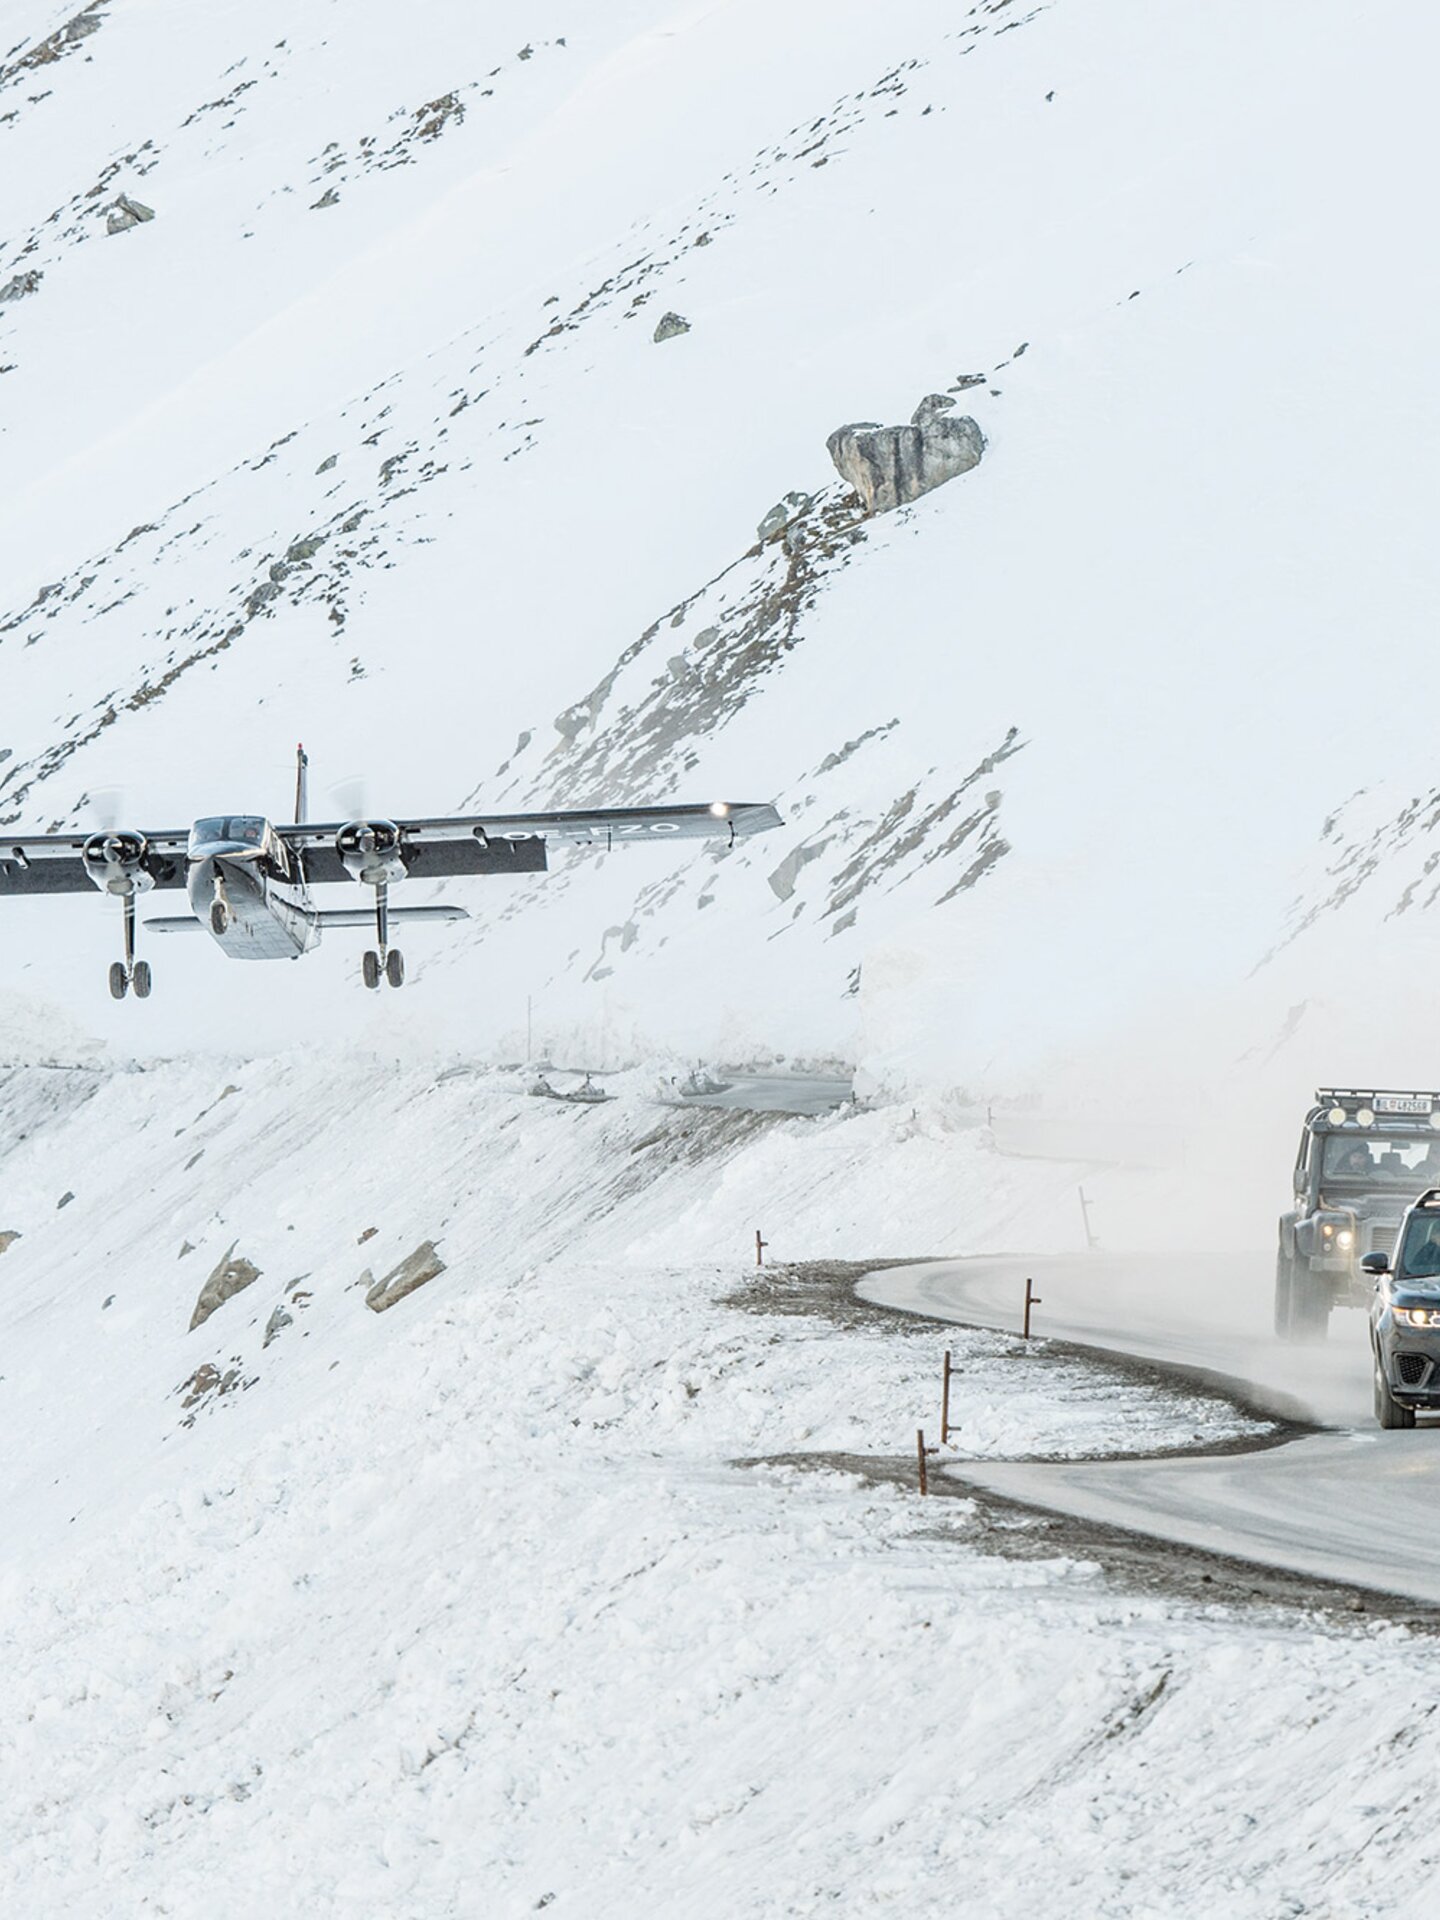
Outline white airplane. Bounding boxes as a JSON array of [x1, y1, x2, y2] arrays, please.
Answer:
[[0, 747, 782, 999]]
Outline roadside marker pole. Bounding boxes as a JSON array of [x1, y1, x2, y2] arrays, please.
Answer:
[[1078, 1185, 1098, 1250], [941, 1349, 953, 1444], [1023, 1278, 1042, 1339], [916, 1428, 929, 1496], [755, 1229, 768, 1267]]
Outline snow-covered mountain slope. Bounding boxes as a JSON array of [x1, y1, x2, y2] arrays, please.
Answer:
[[3, 0, 1438, 1093]]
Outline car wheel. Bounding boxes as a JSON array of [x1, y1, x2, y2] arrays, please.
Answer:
[[1273, 1251, 1295, 1338], [1374, 1351, 1417, 1430], [1289, 1270, 1331, 1343]]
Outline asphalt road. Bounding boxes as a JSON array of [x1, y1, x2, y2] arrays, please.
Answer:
[[859, 1254, 1440, 1606]]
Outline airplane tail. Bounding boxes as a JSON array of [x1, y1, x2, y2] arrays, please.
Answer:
[[294, 743, 309, 825]]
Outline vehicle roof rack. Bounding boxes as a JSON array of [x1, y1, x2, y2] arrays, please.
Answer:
[[1417, 1189, 1440, 1209], [1315, 1088, 1440, 1103]]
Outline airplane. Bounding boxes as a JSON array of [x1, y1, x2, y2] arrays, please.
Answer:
[[0, 746, 782, 999]]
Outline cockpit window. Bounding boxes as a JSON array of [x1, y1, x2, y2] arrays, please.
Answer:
[[189, 816, 268, 854]]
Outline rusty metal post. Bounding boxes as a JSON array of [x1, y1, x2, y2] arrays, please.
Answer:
[[755, 1229, 768, 1266], [916, 1428, 928, 1496], [941, 1349, 953, 1444], [1023, 1278, 1042, 1339]]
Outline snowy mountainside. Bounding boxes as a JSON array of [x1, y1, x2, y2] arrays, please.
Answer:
[[2, 0, 1439, 1098], [0, 1054, 1425, 1918]]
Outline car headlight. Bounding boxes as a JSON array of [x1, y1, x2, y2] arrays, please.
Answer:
[[1394, 1306, 1440, 1328], [1337, 1230, 1355, 1249]]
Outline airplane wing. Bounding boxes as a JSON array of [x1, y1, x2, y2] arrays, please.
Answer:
[[280, 801, 781, 885], [0, 831, 191, 895]]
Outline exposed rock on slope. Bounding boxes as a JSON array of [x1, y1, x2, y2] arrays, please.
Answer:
[[189, 1243, 261, 1331], [827, 394, 985, 514], [364, 1240, 446, 1313]]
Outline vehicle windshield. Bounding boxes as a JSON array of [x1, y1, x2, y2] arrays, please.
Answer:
[[189, 816, 268, 853], [1321, 1135, 1440, 1185], [1399, 1212, 1440, 1277]]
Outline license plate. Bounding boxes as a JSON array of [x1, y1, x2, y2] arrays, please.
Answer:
[[1376, 1095, 1431, 1114]]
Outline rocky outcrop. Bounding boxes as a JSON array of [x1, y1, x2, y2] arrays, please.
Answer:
[[826, 395, 985, 515], [0, 271, 41, 305], [756, 492, 812, 545], [189, 1243, 261, 1330], [0, 1230, 19, 1254], [106, 194, 155, 236], [652, 311, 690, 343], [363, 1240, 446, 1312]]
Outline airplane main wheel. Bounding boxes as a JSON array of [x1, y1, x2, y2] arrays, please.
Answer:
[[210, 900, 229, 936], [132, 960, 152, 999], [108, 962, 128, 1001], [362, 950, 381, 990], [385, 949, 405, 989]]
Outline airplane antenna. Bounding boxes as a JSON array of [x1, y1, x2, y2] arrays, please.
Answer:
[[294, 743, 309, 825]]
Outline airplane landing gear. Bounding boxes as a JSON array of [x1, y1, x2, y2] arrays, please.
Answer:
[[361, 947, 405, 989], [362, 881, 405, 988], [109, 896, 152, 1000]]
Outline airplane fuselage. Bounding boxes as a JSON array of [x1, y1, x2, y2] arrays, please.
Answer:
[[186, 815, 317, 960]]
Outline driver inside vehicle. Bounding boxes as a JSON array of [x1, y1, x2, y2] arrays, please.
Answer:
[[1407, 1223, 1440, 1276], [1337, 1143, 1373, 1175]]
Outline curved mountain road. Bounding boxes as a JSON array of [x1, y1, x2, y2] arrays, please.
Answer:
[[859, 1254, 1440, 1606]]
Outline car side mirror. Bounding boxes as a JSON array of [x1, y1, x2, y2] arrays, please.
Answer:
[[1361, 1251, 1390, 1275]]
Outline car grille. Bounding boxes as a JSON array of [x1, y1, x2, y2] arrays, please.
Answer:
[[1397, 1353, 1432, 1388], [1369, 1225, 1400, 1257]]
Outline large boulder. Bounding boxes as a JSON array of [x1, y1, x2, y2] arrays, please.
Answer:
[[826, 395, 985, 515], [364, 1240, 446, 1313], [189, 1244, 261, 1330], [105, 194, 155, 236]]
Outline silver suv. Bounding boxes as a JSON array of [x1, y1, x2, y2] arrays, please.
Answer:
[[1365, 1189, 1440, 1428]]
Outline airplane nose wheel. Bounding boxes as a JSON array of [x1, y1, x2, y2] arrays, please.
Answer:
[[362, 949, 381, 991], [386, 949, 405, 989]]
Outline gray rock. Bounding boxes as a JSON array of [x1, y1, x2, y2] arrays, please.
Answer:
[[0, 271, 42, 305], [767, 839, 831, 903], [756, 491, 812, 545], [311, 187, 340, 211], [105, 194, 155, 236], [190, 1243, 262, 1331], [652, 311, 690, 343], [262, 1304, 293, 1347], [363, 1240, 446, 1313], [826, 395, 985, 515], [0, 1230, 20, 1255]]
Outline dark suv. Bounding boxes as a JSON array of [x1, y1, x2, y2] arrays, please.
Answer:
[[1365, 1189, 1440, 1428], [1277, 1088, 1440, 1341]]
